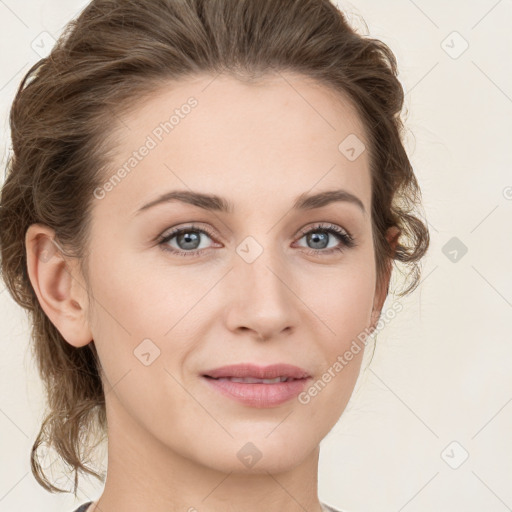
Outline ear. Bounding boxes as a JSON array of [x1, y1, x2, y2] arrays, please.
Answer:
[[369, 226, 401, 333], [25, 223, 93, 347]]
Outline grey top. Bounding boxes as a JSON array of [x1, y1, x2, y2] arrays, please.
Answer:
[[72, 501, 343, 512], [322, 503, 343, 512], [72, 504, 91, 512]]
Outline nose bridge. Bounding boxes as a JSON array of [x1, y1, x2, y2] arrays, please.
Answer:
[[238, 237, 291, 306], [224, 235, 300, 338]]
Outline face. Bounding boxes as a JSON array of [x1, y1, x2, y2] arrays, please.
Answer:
[[80, 73, 387, 474]]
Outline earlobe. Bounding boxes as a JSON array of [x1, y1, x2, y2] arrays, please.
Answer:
[[25, 223, 93, 348]]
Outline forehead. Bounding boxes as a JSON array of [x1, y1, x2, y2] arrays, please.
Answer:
[[95, 73, 371, 218]]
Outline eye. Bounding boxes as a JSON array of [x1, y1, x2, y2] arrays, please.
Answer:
[[157, 222, 356, 258], [293, 223, 356, 256], [158, 223, 219, 258]]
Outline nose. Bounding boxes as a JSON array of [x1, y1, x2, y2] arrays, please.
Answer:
[[223, 246, 301, 341]]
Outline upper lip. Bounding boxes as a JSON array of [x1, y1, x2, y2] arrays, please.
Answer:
[[203, 363, 311, 380]]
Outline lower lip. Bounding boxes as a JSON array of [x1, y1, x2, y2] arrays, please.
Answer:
[[202, 376, 311, 408]]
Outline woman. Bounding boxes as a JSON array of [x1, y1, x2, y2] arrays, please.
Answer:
[[0, 0, 429, 511]]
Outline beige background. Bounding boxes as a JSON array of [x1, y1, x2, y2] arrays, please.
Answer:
[[0, 1, 511, 511]]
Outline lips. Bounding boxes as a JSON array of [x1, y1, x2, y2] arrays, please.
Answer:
[[202, 363, 311, 381], [201, 363, 312, 408]]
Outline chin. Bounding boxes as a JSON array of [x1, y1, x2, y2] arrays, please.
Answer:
[[191, 431, 318, 475]]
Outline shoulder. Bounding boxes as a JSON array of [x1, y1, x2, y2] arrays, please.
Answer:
[[71, 502, 93, 512]]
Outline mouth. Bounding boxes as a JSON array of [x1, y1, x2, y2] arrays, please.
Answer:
[[200, 363, 312, 408]]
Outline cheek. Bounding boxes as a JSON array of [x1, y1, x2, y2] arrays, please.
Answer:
[[84, 250, 161, 379], [298, 256, 376, 338], [88, 247, 180, 335], [297, 264, 374, 421], [85, 248, 207, 383]]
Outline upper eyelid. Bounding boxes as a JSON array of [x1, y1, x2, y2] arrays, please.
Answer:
[[296, 223, 350, 236], [160, 222, 352, 243]]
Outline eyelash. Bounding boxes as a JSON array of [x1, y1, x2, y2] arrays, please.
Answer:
[[157, 222, 356, 258]]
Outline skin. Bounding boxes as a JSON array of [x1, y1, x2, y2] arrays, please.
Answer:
[[25, 73, 399, 512]]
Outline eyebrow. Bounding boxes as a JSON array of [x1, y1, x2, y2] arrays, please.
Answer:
[[135, 188, 366, 215]]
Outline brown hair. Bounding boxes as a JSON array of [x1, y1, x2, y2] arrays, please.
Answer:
[[0, 0, 429, 497]]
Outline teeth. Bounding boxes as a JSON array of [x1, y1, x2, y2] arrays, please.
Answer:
[[216, 376, 291, 383]]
